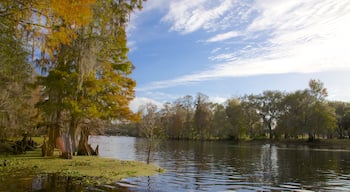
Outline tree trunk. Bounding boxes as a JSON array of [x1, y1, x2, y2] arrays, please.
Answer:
[[146, 141, 152, 164], [308, 132, 315, 142], [47, 125, 59, 156], [68, 118, 80, 155], [77, 127, 98, 156]]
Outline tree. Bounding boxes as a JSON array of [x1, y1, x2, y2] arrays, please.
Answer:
[[138, 103, 164, 164], [277, 80, 336, 141], [328, 102, 350, 138], [254, 91, 284, 139], [240, 95, 262, 138], [177, 95, 195, 139], [194, 93, 212, 140], [35, 0, 145, 158], [168, 102, 186, 139], [211, 103, 231, 139], [0, 2, 34, 141], [308, 79, 328, 101], [225, 99, 247, 140], [308, 102, 337, 139], [306, 79, 331, 141], [341, 108, 350, 138], [277, 90, 310, 138]]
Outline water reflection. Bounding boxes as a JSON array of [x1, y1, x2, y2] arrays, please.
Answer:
[[31, 174, 82, 191], [258, 144, 278, 184], [90, 136, 350, 191], [2, 136, 350, 191], [0, 173, 85, 192], [90, 136, 137, 160]]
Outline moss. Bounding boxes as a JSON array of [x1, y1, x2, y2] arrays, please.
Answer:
[[0, 148, 165, 185]]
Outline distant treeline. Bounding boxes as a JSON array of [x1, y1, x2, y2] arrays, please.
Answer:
[[122, 80, 350, 141]]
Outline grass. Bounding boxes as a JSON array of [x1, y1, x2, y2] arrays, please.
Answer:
[[0, 144, 164, 185]]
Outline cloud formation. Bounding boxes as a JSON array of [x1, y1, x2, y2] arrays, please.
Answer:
[[162, 0, 234, 34], [129, 97, 163, 112], [206, 31, 240, 43], [138, 0, 350, 91]]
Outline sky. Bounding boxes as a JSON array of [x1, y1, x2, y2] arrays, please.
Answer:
[[127, 0, 350, 111]]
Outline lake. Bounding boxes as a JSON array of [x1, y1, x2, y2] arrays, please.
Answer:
[[90, 136, 350, 192], [2, 136, 350, 191]]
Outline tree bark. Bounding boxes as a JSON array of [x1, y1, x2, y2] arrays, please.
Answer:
[[68, 118, 80, 155], [47, 124, 59, 156], [77, 127, 98, 156]]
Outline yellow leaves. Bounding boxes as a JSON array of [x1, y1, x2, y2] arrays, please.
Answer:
[[46, 26, 78, 51], [34, 0, 143, 124], [49, 0, 96, 28], [30, 0, 97, 57], [86, 105, 100, 117]]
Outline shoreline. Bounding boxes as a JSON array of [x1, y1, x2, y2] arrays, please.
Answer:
[[0, 148, 164, 185]]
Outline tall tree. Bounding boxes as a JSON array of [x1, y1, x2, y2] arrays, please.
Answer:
[[329, 102, 350, 138], [211, 103, 231, 139], [178, 95, 194, 139], [225, 99, 247, 140], [277, 90, 312, 138], [194, 93, 212, 140], [240, 95, 262, 138], [306, 79, 335, 140], [277, 80, 336, 140], [0, 1, 34, 141], [36, 0, 145, 157], [254, 91, 284, 139], [138, 103, 164, 164], [168, 102, 186, 139]]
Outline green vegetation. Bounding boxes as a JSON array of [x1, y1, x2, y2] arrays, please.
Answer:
[[125, 79, 350, 142], [0, 148, 163, 185], [0, 0, 144, 158]]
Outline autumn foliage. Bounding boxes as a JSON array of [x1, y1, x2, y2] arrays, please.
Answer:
[[0, 0, 145, 157]]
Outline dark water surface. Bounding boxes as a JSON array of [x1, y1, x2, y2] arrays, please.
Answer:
[[2, 136, 350, 191], [90, 136, 350, 192]]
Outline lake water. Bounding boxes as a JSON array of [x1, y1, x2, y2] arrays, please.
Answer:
[[2, 136, 350, 191], [89, 136, 350, 192]]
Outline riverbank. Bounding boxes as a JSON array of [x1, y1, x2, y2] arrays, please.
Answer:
[[0, 148, 164, 185]]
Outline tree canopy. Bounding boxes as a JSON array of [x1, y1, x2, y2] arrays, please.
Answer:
[[0, 0, 146, 157], [129, 80, 341, 141]]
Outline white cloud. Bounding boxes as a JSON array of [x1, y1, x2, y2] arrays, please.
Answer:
[[210, 48, 222, 54], [210, 96, 228, 104], [138, 0, 350, 92], [209, 53, 236, 62], [129, 97, 163, 112], [141, 0, 170, 12], [162, 0, 234, 34], [207, 31, 240, 42]]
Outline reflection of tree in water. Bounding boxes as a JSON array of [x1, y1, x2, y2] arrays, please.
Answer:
[[31, 174, 83, 191], [258, 144, 279, 184], [275, 145, 349, 188], [115, 137, 350, 191]]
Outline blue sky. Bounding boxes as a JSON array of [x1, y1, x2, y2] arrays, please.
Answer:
[[127, 0, 350, 111]]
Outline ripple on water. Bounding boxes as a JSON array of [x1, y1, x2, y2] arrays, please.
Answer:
[[90, 136, 350, 192]]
